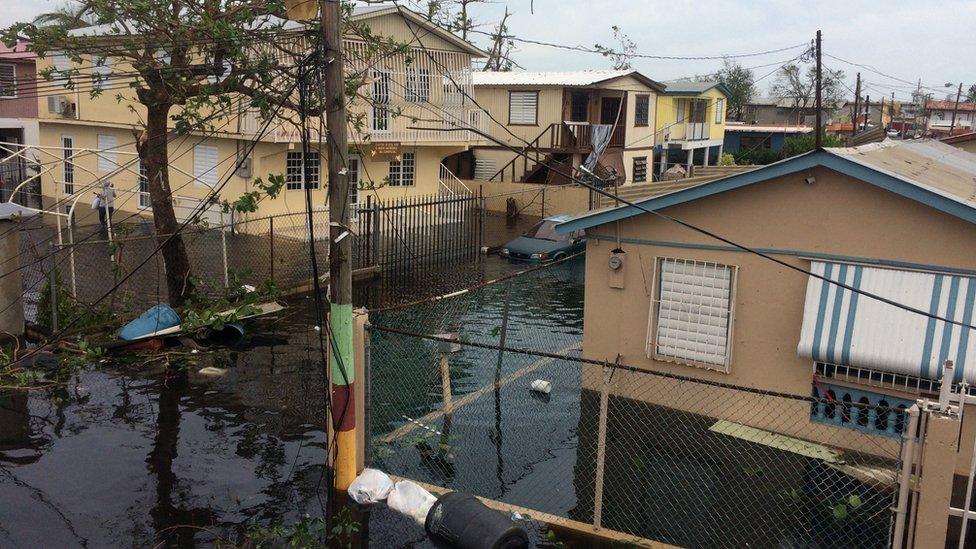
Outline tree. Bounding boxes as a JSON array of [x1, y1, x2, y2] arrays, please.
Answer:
[[781, 132, 844, 157], [712, 59, 754, 120], [481, 6, 516, 72], [770, 63, 846, 112], [594, 26, 636, 70], [33, 3, 97, 29], [417, 0, 519, 71], [967, 84, 976, 103]]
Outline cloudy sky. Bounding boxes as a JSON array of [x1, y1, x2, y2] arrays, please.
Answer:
[[4, 0, 975, 101]]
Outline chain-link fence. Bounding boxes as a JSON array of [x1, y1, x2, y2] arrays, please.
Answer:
[[365, 258, 903, 548]]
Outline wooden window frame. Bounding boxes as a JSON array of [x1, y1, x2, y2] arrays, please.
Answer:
[[508, 90, 539, 126]]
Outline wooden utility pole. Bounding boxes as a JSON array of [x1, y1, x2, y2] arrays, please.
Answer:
[[815, 30, 822, 149], [852, 72, 861, 136], [320, 0, 357, 492], [950, 82, 963, 136], [864, 94, 870, 131]]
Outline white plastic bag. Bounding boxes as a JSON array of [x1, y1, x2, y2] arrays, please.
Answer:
[[347, 468, 394, 505], [387, 480, 437, 526], [91, 195, 102, 209]]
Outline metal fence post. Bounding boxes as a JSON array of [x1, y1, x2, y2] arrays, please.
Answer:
[[363, 321, 372, 467], [48, 253, 58, 332], [221, 212, 229, 288], [371, 201, 380, 268], [478, 187, 486, 252], [593, 365, 611, 529], [269, 216, 275, 284]]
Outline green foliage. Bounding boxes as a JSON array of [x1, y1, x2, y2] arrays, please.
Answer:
[[182, 269, 279, 333], [710, 59, 755, 121], [719, 152, 736, 166], [222, 174, 285, 214], [245, 508, 360, 548], [36, 269, 115, 332], [781, 132, 844, 158], [732, 148, 781, 166], [770, 63, 847, 111]]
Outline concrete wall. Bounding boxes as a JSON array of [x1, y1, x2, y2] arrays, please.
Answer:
[[472, 180, 589, 218], [579, 166, 976, 459], [0, 59, 38, 118]]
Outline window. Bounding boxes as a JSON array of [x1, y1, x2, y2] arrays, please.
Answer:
[[348, 155, 360, 218], [285, 151, 320, 190], [0, 64, 15, 97], [714, 98, 724, 123], [61, 136, 74, 195], [52, 52, 71, 86], [474, 158, 497, 180], [509, 91, 538, 125], [633, 156, 647, 183], [651, 257, 735, 370], [388, 152, 415, 187], [405, 68, 430, 103], [193, 144, 219, 186], [96, 134, 118, 172], [635, 94, 650, 126], [570, 92, 588, 122], [371, 69, 391, 132], [138, 162, 151, 208], [739, 135, 771, 151], [675, 99, 685, 122], [91, 56, 111, 90]]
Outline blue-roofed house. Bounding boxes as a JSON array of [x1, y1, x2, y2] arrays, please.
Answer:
[[556, 139, 976, 464]]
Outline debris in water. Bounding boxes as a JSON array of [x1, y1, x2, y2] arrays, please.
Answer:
[[529, 379, 552, 394], [198, 366, 226, 377]]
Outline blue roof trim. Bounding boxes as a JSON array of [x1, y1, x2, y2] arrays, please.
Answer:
[[555, 150, 976, 234]]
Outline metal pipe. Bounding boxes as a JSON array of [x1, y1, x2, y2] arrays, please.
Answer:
[[363, 321, 372, 468], [891, 403, 921, 549], [906, 403, 928, 549]]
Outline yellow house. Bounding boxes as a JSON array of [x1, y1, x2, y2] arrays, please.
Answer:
[[654, 80, 729, 177], [555, 137, 976, 479], [469, 70, 663, 186], [33, 5, 487, 227]]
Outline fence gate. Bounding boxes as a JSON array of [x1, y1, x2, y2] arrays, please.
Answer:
[[358, 191, 483, 278]]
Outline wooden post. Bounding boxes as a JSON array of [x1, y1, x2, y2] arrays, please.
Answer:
[[593, 365, 611, 529], [912, 407, 962, 548]]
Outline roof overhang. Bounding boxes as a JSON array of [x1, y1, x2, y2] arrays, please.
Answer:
[[555, 148, 976, 234], [351, 5, 488, 58], [661, 82, 733, 98]]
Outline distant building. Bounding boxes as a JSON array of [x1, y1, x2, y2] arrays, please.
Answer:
[[925, 100, 976, 135], [654, 81, 730, 177], [741, 96, 839, 127], [723, 122, 812, 155], [942, 131, 976, 154], [0, 41, 40, 203], [470, 70, 664, 185], [840, 99, 900, 131]]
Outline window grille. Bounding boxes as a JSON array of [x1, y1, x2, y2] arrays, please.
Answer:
[[96, 134, 118, 172], [474, 158, 496, 180], [635, 94, 650, 126], [633, 156, 647, 183], [286, 151, 320, 190], [715, 98, 725, 123], [193, 144, 219, 186], [389, 152, 415, 187], [650, 257, 736, 371], [371, 69, 391, 131], [138, 162, 151, 208], [405, 68, 430, 103], [0, 64, 15, 97], [61, 136, 74, 195], [509, 91, 538, 125]]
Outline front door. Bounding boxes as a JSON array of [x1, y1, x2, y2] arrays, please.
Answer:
[[601, 97, 622, 124]]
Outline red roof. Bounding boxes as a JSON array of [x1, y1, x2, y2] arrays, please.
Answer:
[[0, 41, 34, 60], [926, 100, 976, 112], [942, 131, 976, 144]]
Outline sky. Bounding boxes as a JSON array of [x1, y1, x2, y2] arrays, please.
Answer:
[[4, 0, 975, 101]]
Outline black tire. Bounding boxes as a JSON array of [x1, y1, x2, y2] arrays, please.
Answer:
[[551, 252, 567, 261]]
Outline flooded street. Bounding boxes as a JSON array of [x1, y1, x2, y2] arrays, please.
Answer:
[[1, 248, 581, 547]]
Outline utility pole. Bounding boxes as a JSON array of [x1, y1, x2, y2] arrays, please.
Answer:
[[864, 94, 870, 131], [815, 30, 822, 149], [320, 0, 356, 493], [950, 82, 963, 136], [852, 72, 861, 136]]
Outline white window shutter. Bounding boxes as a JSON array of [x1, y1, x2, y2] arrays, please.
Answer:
[[509, 91, 537, 124], [474, 159, 497, 180], [652, 258, 734, 370], [96, 134, 118, 172], [194, 144, 219, 186]]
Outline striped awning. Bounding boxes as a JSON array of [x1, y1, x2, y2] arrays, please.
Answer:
[[797, 261, 976, 384]]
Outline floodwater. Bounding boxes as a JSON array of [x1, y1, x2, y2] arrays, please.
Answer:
[[0, 252, 576, 547]]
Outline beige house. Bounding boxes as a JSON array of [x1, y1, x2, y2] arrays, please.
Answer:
[[468, 70, 663, 186], [556, 139, 976, 472], [32, 6, 486, 227]]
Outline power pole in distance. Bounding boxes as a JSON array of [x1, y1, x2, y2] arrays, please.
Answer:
[[950, 82, 963, 136], [815, 30, 822, 149], [320, 0, 357, 492], [852, 72, 861, 137]]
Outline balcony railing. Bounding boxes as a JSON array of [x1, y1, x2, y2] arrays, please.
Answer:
[[240, 105, 489, 144]]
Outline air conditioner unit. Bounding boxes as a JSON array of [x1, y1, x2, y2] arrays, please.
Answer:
[[47, 95, 68, 114], [235, 156, 252, 179]]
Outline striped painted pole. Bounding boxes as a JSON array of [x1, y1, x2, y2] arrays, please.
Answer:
[[331, 302, 357, 491]]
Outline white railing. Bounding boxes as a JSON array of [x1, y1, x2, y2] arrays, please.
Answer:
[[438, 163, 472, 196]]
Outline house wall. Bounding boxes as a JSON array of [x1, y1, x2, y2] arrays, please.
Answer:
[[580, 166, 976, 463], [0, 59, 38, 118], [472, 85, 564, 146], [947, 139, 976, 154], [472, 180, 589, 218], [723, 131, 791, 153]]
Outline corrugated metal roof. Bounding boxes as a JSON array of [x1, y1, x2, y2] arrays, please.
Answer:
[[830, 139, 976, 211], [797, 260, 976, 383], [662, 80, 719, 94], [725, 123, 813, 133], [472, 70, 638, 87]]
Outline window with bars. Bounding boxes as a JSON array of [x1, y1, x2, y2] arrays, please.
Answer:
[[570, 92, 588, 122], [388, 152, 415, 187], [371, 69, 391, 131], [405, 68, 430, 103], [348, 156, 360, 219], [62, 136, 74, 195], [650, 257, 736, 371], [509, 91, 538, 125], [138, 162, 151, 208], [0, 64, 15, 97], [715, 98, 725, 124], [92, 56, 111, 90], [633, 156, 647, 183], [285, 151, 320, 190], [635, 94, 650, 126]]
